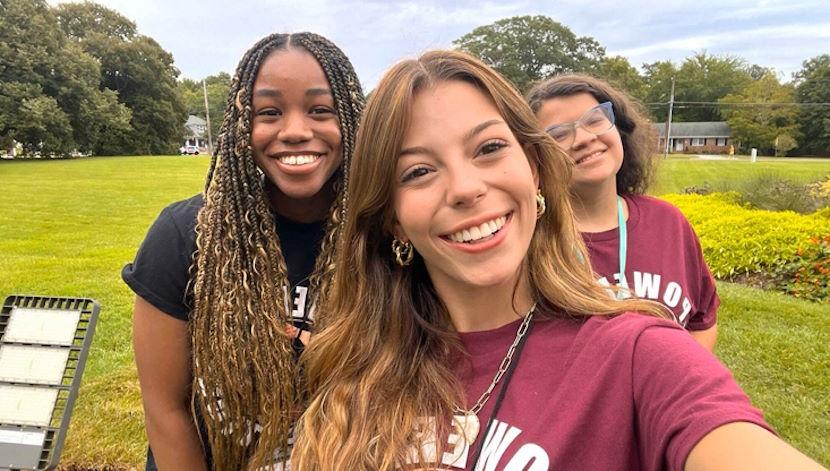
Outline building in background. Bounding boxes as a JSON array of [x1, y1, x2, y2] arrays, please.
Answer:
[[183, 115, 208, 151], [655, 122, 735, 154]]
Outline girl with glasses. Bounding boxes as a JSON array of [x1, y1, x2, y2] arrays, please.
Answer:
[[291, 50, 820, 470], [122, 33, 363, 470], [527, 75, 719, 351]]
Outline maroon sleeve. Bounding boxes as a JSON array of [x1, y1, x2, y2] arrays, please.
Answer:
[[682, 219, 719, 331], [631, 324, 773, 471]]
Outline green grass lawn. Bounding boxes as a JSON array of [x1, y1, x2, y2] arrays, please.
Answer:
[[651, 155, 830, 195], [0, 155, 828, 467]]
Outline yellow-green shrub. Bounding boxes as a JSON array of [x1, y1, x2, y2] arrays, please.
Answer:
[[661, 193, 830, 279]]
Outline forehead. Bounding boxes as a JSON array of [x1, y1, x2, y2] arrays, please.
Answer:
[[253, 48, 330, 92], [536, 92, 600, 127], [404, 81, 502, 141]]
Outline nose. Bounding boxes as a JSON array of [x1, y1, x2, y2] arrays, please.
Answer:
[[279, 111, 313, 143], [570, 125, 596, 151], [445, 160, 487, 208]]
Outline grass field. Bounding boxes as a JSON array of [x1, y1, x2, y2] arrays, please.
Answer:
[[0, 155, 828, 468], [650, 154, 830, 195]]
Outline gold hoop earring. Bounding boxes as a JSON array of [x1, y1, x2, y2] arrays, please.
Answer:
[[392, 238, 414, 266], [536, 189, 546, 219]]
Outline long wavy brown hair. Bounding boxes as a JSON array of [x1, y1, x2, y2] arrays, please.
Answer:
[[188, 32, 363, 470], [526, 74, 658, 194], [292, 50, 666, 470]]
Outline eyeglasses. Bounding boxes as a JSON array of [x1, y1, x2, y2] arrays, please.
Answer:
[[545, 101, 615, 149]]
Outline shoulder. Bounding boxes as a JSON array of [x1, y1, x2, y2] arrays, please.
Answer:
[[159, 194, 204, 228], [627, 194, 687, 220], [626, 194, 696, 236], [571, 313, 685, 354], [149, 194, 204, 239], [581, 312, 682, 337]]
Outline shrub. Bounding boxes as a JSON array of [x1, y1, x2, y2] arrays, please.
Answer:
[[781, 234, 830, 303], [661, 193, 830, 279], [683, 173, 830, 214]]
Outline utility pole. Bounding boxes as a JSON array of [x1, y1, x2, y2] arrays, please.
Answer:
[[663, 76, 675, 159], [202, 79, 214, 155]]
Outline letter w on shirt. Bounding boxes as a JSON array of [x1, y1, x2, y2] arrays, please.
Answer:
[[474, 420, 521, 471], [633, 271, 661, 300]]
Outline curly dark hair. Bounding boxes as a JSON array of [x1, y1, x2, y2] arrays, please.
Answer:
[[526, 74, 656, 194], [190, 32, 364, 470]]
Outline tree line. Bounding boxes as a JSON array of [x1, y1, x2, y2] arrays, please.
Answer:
[[454, 16, 830, 156], [1, 3, 828, 157], [1, 0, 185, 156]]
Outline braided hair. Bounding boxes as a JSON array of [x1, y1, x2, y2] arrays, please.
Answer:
[[189, 32, 363, 470]]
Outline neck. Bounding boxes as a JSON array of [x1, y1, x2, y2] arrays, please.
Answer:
[[570, 182, 627, 233], [434, 266, 535, 333], [265, 180, 335, 223]]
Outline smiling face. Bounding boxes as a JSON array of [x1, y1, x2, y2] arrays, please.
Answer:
[[535, 92, 624, 195], [393, 80, 538, 294], [251, 48, 342, 217]]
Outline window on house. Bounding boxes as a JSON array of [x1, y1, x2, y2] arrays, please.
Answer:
[[691, 138, 705, 146], [716, 138, 726, 146]]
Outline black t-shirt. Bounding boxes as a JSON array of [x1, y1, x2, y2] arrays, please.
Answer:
[[123, 194, 326, 470], [122, 193, 326, 341]]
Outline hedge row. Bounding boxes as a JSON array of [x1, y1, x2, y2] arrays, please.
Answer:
[[661, 192, 830, 280]]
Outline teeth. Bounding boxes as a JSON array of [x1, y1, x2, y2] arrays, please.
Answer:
[[448, 215, 507, 243], [279, 155, 320, 165], [578, 151, 603, 164]]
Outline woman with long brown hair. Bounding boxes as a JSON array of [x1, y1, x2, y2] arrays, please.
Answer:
[[292, 50, 820, 470], [527, 75, 719, 351], [123, 32, 363, 470]]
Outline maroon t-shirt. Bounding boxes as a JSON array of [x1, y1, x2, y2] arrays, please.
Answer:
[[418, 313, 771, 471], [582, 194, 719, 330]]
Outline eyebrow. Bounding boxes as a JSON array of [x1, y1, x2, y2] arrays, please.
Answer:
[[399, 119, 504, 157], [464, 119, 503, 143], [254, 89, 282, 98], [253, 88, 332, 98], [306, 87, 332, 97]]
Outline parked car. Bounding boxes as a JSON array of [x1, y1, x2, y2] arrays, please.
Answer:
[[180, 145, 200, 155]]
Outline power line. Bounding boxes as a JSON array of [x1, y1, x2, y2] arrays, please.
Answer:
[[646, 101, 830, 107]]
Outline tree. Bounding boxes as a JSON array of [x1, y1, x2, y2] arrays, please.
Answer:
[[0, 0, 130, 156], [453, 15, 605, 91], [642, 60, 679, 122], [596, 56, 647, 102], [179, 72, 231, 140], [675, 52, 752, 122], [719, 72, 800, 155], [794, 55, 830, 156], [643, 53, 752, 123], [56, 1, 186, 154]]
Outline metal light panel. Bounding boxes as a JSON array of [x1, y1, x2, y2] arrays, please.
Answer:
[[3, 308, 81, 346], [0, 295, 100, 470], [0, 345, 70, 385], [0, 385, 58, 427]]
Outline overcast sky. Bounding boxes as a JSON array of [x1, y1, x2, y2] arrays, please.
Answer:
[[50, 0, 829, 89]]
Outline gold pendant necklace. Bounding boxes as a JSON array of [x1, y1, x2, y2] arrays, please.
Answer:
[[454, 303, 537, 444]]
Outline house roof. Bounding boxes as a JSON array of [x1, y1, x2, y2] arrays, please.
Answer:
[[653, 121, 731, 138], [185, 115, 207, 127]]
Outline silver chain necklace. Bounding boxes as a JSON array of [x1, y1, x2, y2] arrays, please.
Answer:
[[453, 303, 537, 445]]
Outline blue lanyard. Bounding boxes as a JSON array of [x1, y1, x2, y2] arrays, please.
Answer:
[[617, 195, 627, 276]]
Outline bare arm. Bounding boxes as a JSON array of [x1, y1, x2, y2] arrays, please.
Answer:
[[686, 422, 825, 471], [690, 323, 718, 352], [133, 295, 208, 471]]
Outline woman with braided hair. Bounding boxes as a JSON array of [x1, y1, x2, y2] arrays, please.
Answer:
[[122, 32, 363, 470]]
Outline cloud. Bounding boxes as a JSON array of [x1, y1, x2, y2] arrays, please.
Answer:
[[47, 0, 829, 86]]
